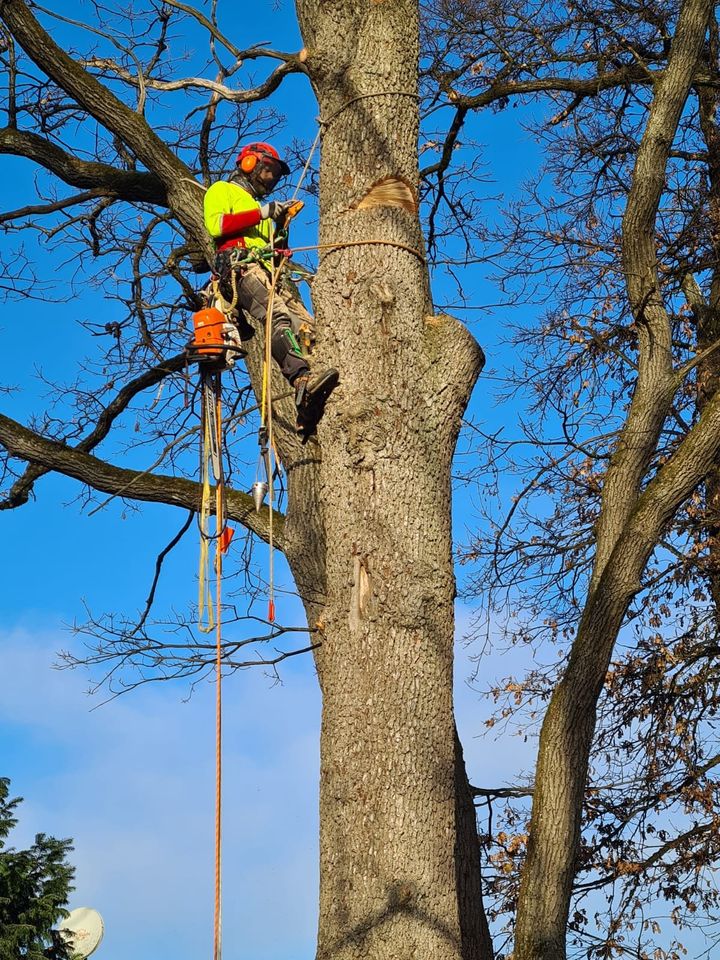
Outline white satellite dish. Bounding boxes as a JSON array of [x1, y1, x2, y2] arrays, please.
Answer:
[[58, 907, 104, 958]]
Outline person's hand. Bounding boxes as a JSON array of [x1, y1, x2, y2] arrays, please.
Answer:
[[222, 322, 243, 366], [259, 199, 296, 224], [223, 322, 242, 343]]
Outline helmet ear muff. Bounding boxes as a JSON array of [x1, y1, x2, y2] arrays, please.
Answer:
[[240, 153, 257, 173]]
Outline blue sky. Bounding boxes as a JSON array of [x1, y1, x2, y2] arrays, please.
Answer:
[[0, 611, 534, 959], [0, 2, 543, 958]]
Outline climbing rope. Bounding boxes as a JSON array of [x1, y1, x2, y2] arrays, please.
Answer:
[[258, 221, 292, 624], [193, 366, 232, 960], [213, 385, 224, 960], [197, 401, 214, 631], [197, 370, 228, 632], [318, 90, 420, 129], [290, 127, 321, 202], [292, 238, 425, 263]]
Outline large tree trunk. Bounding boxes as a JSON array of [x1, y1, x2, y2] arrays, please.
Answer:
[[282, 1, 491, 957]]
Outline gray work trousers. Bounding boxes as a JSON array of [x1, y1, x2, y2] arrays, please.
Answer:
[[218, 261, 311, 385]]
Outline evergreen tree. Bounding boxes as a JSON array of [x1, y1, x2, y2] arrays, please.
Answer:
[[0, 778, 74, 960]]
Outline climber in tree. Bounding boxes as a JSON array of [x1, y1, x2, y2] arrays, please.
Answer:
[[204, 142, 338, 436]]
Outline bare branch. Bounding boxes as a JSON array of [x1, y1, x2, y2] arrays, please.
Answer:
[[0, 127, 166, 202], [0, 188, 110, 223], [84, 56, 305, 104], [0, 0, 207, 247], [1, 354, 189, 509], [0, 411, 285, 549], [131, 509, 195, 634]]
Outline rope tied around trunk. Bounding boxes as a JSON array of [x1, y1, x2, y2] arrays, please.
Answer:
[[318, 91, 420, 128]]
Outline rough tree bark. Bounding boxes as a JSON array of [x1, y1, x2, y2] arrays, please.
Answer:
[[513, 1, 714, 957], [0, 1, 492, 958]]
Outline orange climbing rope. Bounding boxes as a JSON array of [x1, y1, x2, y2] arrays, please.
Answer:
[[194, 366, 230, 960], [213, 384, 224, 960]]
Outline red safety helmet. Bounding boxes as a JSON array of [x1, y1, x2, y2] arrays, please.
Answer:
[[236, 142, 290, 177]]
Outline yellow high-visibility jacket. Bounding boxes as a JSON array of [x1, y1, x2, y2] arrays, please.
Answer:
[[203, 180, 273, 254]]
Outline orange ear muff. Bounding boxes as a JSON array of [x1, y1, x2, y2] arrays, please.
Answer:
[[240, 154, 257, 173]]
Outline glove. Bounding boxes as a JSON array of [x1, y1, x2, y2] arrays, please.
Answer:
[[222, 322, 243, 348], [222, 322, 243, 367], [259, 199, 296, 225], [223, 323, 242, 350]]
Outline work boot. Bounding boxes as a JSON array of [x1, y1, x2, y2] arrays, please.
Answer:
[[294, 368, 340, 440]]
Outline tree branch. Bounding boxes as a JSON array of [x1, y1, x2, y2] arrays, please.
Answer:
[[451, 66, 659, 110], [0, 0, 208, 249], [0, 127, 166, 203], [0, 412, 284, 549], [85, 56, 305, 104], [0, 189, 112, 224], [574, 822, 714, 894], [1, 354, 190, 509], [471, 785, 533, 800], [451, 66, 720, 112]]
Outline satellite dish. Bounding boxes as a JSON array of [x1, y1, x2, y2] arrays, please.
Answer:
[[58, 907, 104, 958]]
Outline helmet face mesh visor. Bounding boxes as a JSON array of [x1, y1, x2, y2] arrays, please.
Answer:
[[251, 160, 281, 197], [259, 156, 283, 182]]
